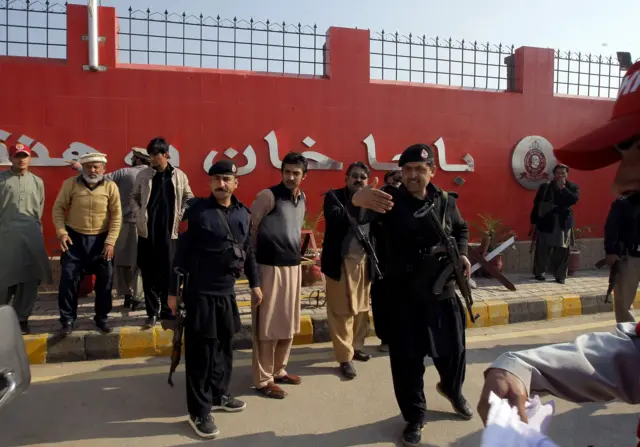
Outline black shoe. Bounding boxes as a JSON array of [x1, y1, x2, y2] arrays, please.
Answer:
[[534, 275, 545, 281], [130, 301, 145, 312], [555, 278, 566, 284], [60, 321, 75, 336], [144, 316, 157, 328], [436, 383, 473, 420], [212, 396, 247, 413], [95, 320, 113, 334], [402, 422, 424, 446], [340, 361, 357, 380], [19, 321, 30, 335], [353, 350, 372, 362], [123, 295, 132, 309], [188, 414, 219, 439]]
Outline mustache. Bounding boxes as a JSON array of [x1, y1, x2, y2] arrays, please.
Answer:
[[215, 188, 229, 192], [353, 182, 364, 187]]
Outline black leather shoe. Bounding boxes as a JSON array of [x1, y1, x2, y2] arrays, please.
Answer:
[[96, 320, 113, 334], [130, 301, 145, 312], [123, 295, 132, 309], [402, 422, 424, 446], [145, 316, 157, 328], [353, 350, 372, 362], [60, 321, 74, 336], [436, 383, 473, 420], [340, 361, 357, 380], [555, 278, 566, 284], [19, 321, 30, 335], [534, 275, 545, 281]]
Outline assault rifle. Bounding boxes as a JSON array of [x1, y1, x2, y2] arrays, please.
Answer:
[[168, 267, 188, 387], [414, 202, 480, 323], [326, 190, 384, 280], [596, 257, 622, 304]]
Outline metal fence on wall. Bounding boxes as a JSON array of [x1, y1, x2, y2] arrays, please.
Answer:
[[554, 51, 635, 98], [370, 31, 515, 91], [0, 1, 636, 99], [0, 0, 67, 59], [116, 7, 327, 76]]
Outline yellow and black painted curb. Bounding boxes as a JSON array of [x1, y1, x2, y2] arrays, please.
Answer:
[[23, 292, 639, 365]]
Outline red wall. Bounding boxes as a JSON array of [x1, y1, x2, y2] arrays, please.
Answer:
[[0, 5, 617, 253]]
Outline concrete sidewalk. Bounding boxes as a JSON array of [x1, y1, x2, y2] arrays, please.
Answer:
[[22, 269, 639, 364]]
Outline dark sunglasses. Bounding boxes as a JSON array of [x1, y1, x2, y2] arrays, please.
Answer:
[[350, 173, 368, 180]]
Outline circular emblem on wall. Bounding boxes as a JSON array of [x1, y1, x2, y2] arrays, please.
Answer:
[[511, 136, 557, 190]]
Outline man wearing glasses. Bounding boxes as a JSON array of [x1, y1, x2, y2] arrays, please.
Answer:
[[321, 162, 375, 379]]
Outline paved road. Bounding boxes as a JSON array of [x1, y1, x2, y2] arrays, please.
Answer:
[[1, 313, 635, 446]]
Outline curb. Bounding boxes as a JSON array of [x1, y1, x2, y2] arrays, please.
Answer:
[[23, 293, 640, 365]]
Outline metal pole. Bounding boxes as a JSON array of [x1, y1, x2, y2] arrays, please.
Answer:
[[88, 0, 99, 71]]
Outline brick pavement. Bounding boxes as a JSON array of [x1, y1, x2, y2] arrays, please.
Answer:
[[25, 269, 612, 336]]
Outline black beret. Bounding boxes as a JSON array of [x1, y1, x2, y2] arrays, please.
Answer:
[[398, 144, 435, 167], [208, 160, 238, 176]]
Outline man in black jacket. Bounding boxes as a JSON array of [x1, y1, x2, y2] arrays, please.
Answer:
[[321, 161, 374, 380], [604, 193, 640, 322], [530, 164, 580, 284], [168, 160, 262, 439], [352, 144, 473, 446]]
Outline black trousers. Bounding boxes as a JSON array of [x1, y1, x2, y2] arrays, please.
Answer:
[[370, 279, 389, 344], [58, 228, 113, 324], [137, 236, 176, 319], [389, 343, 466, 425], [185, 331, 233, 418]]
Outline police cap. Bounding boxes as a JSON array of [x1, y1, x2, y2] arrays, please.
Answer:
[[398, 144, 435, 167], [208, 160, 238, 176]]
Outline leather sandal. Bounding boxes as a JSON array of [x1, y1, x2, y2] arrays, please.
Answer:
[[257, 384, 287, 399], [274, 374, 302, 385]]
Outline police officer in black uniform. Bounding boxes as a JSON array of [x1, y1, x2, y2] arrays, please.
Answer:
[[168, 160, 262, 439], [352, 144, 473, 447]]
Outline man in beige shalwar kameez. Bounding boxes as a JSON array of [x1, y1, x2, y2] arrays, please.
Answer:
[[321, 162, 373, 380], [250, 152, 308, 399]]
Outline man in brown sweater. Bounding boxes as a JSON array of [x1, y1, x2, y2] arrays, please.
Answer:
[[52, 152, 122, 335]]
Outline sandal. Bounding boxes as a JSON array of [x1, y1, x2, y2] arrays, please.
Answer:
[[256, 384, 287, 399], [274, 374, 302, 385]]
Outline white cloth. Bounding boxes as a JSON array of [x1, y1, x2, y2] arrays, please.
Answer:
[[79, 152, 107, 164], [481, 391, 558, 447]]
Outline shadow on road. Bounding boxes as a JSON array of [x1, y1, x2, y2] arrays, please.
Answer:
[[0, 339, 634, 446]]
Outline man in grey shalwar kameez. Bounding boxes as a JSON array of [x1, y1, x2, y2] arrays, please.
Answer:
[[530, 164, 580, 284], [0, 143, 53, 334]]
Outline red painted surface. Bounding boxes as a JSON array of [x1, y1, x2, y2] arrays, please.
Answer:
[[0, 5, 618, 254]]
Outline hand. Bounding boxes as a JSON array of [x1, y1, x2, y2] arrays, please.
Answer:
[[460, 255, 471, 277], [477, 368, 529, 427], [168, 295, 177, 316], [528, 224, 536, 236], [251, 287, 263, 308], [351, 177, 394, 213], [65, 160, 81, 171], [556, 178, 567, 189], [605, 254, 621, 266], [59, 234, 73, 252], [103, 244, 114, 261]]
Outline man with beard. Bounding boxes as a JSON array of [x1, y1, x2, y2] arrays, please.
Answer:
[[131, 137, 193, 327], [0, 143, 53, 334], [53, 152, 122, 334], [168, 160, 262, 439], [477, 61, 640, 445], [371, 170, 402, 353], [530, 164, 580, 284], [321, 161, 374, 379], [250, 152, 307, 399], [351, 144, 473, 446], [68, 147, 151, 311]]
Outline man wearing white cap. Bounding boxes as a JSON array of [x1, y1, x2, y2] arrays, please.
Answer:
[[68, 148, 151, 311], [53, 152, 122, 335]]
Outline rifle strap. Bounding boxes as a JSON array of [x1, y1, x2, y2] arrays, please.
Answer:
[[440, 191, 448, 230], [216, 209, 238, 244]]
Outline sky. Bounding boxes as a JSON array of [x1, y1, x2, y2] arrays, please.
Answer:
[[95, 0, 639, 59]]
